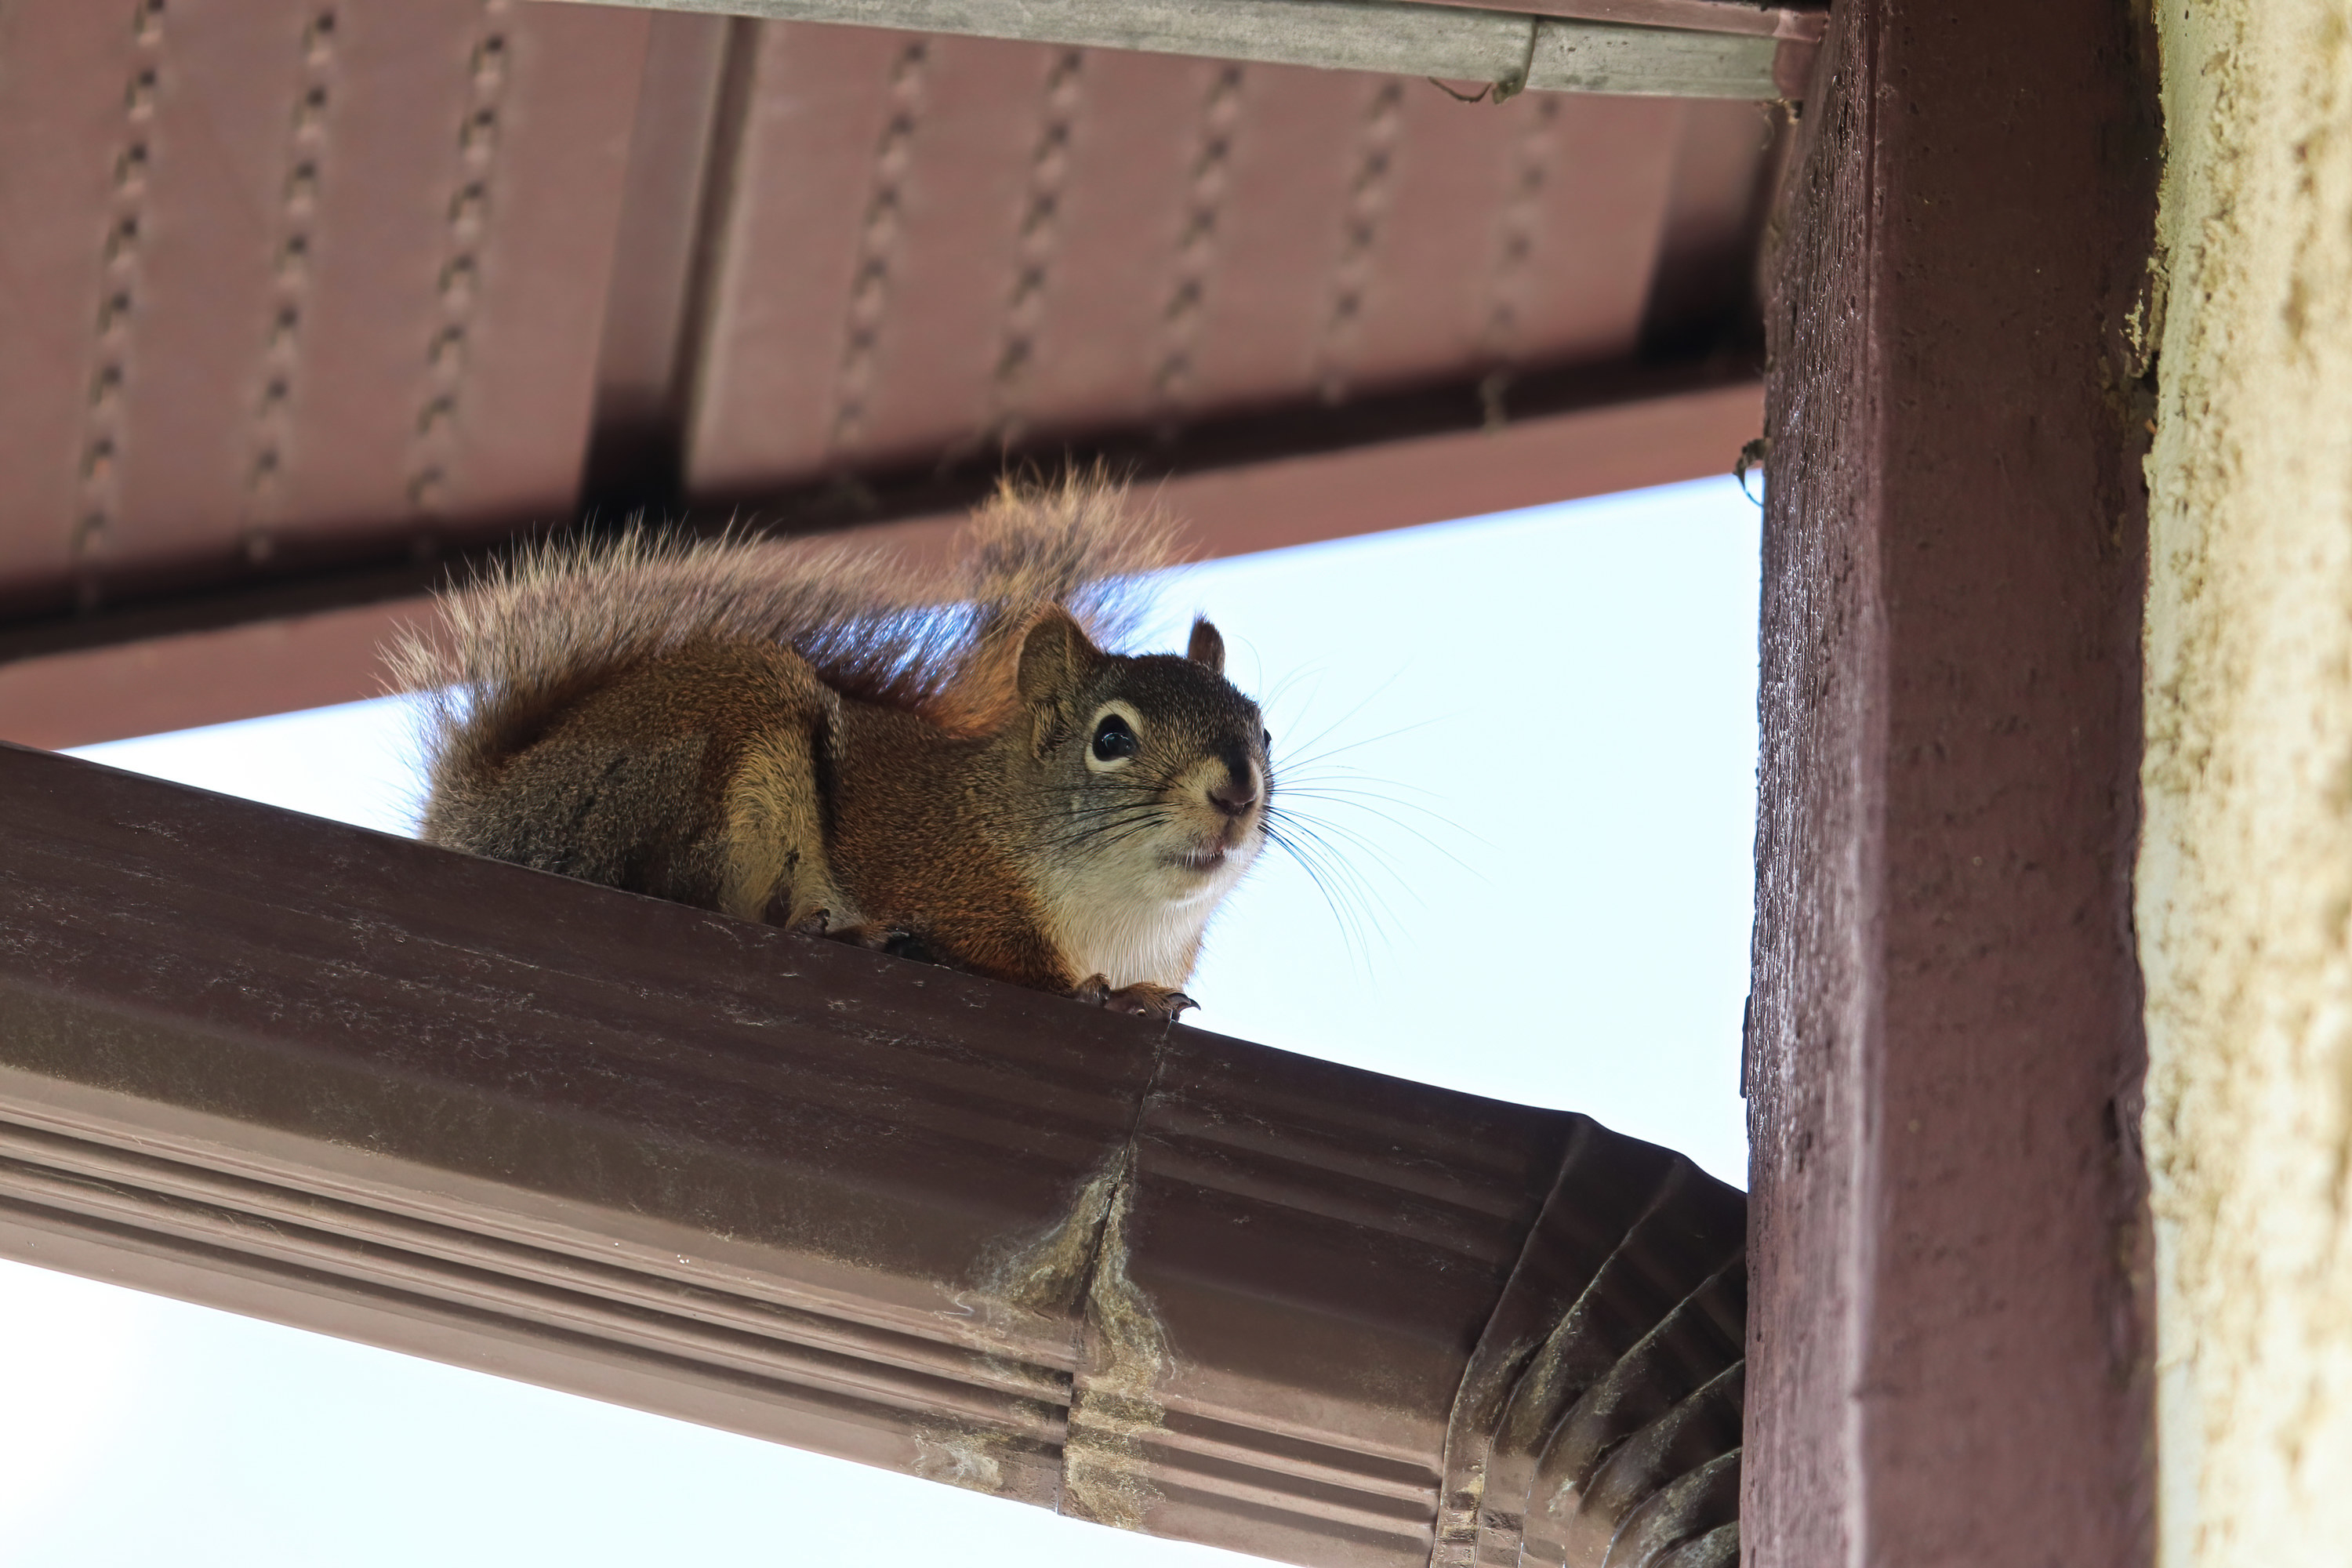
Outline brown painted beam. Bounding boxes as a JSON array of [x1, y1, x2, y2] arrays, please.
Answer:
[[0, 742, 1747, 1566], [0, 378, 1759, 750], [1745, 2, 2157, 1563]]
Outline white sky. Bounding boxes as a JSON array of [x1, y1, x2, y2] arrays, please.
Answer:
[[5, 475, 1760, 1566]]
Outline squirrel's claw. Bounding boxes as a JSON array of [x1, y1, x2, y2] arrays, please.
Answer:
[[782, 906, 896, 952], [1073, 975, 1197, 1021]]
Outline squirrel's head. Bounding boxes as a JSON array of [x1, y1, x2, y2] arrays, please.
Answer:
[[1013, 607, 1271, 913]]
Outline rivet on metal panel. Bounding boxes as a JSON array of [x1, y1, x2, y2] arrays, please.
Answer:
[[408, 5, 517, 517], [247, 10, 339, 521], [75, 1, 169, 575], [294, 82, 329, 135], [984, 50, 1086, 452], [471, 31, 510, 92], [1478, 96, 1563, 432], [438, 256, 480, 307], [1151, 64, 1245, 429], [112, 142, 148, 193], [94, 290, 134, 336], [460, 105, 499, 156], [829, 40, 932, 459], [284, 160, 321, 211], [449, 181, 492, 238], [1315, 81, 1405, 408]]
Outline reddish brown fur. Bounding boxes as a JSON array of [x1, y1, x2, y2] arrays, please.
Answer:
[[397, 478, 1270, 1016], [825, 700, 1073, 991]]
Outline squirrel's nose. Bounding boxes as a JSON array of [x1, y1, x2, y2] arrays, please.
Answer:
[[1207, 759, 1259, 818]]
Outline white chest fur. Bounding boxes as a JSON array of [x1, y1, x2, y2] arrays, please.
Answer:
[[1035, 855, 1247, 989]]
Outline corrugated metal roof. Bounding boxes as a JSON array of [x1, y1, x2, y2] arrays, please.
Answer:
[[0, 0, 1787, 740]]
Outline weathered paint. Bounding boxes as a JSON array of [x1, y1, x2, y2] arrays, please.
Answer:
[[1750, 0, 2158, 1560], [2142, 5, 2352, 1563], [960, 1149, 1176, 1527]]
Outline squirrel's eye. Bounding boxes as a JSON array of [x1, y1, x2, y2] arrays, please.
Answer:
[[1091, 713, 1138, 762], [1262, 728, 1272, 753]]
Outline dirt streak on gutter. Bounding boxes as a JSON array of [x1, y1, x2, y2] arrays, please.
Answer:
[[920, 1037, 1177, 1530]]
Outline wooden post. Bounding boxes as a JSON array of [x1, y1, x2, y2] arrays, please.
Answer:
[[1748, 1, 2159, 1562]]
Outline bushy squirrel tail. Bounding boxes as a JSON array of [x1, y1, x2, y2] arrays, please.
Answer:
[[915, 470, 1178, 731], [389, 469, 1181, 798]]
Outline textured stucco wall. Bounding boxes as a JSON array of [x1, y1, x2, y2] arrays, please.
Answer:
[[2142, 3, 2352, 1563]]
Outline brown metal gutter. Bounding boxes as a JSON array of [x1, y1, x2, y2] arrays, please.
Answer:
[[0, 742, 1744, 1566]]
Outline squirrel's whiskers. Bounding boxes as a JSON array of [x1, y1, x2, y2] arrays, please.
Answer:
[[389, 474, 1272, 1021], [1235, 700, 1473, 976]]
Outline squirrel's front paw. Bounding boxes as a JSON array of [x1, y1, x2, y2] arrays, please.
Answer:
[[1072, 975, 1196, 1020], [786, 908, 895, 951]]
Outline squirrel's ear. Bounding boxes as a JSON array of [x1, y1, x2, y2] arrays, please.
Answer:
[[1186, 617, 1225, 676], [1016, 608, 1102, 708]]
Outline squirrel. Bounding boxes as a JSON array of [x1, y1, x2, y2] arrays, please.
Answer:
[[390, 475, 1271, 1019]]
